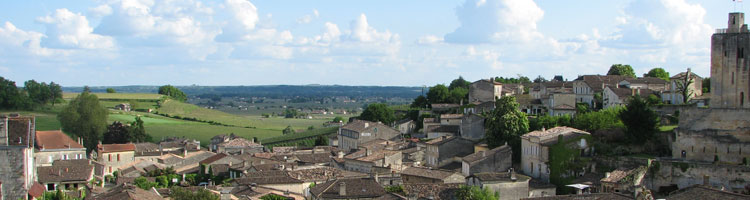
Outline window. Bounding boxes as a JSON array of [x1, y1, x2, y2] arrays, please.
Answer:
[[739, 48, 745, 59], [117, 154, 120, 161], [108, 154, 111, 162], [109, 166, 112, 173], [741, 92, 745, 106], [63, 154, 68, 160]]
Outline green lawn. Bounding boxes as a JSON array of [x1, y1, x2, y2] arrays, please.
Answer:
[[146, 124, 280, 145], [659, 125, 677, 132]]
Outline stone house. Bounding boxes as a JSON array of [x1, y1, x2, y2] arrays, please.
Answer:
[[309, 177, 397, 200], [394, 119, 416, 134], [461, 145, 512, 176], [34, 130, 87, 167], [400, 167, 465, 184], [424, 125, 460, 139], [338, 120, 401, 152], [210, 133, 237, 152], [0, 114, 38, 200], [520, 127, 592, 183], [603, 86, 656, 108], [502, 83, 525, 96], [469, 79, 503, 103], [466, 172, 530, 200], [545, 91, 576, 117], [572, 75, 627, 107], [711, 13, 749, 109], [96, 143, 136, 175], [665, 70, 704, 105], [618, 77, 668, 91], [460, 114, 485, 141], [600, 167, 648, 195], [37, 160, 95, 192], [343, 149, 402, 173], [465, 101, 497, 114], [216, 137, 264, 155], [114, 103, 131, 112], [517, 95, 545, 116], [423, 136, 475, 168]]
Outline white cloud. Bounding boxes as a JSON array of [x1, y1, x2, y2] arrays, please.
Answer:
[[296, 9, 319, 24], [445, 0, 544, 44], [89, 4, 113, 17], [417, 35, 443, 45], [347, 13, 398, 43], [37, 9, 115, 49]]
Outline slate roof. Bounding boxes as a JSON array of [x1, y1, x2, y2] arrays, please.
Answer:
[[37, 164, 94, 183], [470, 172, 530, 183], [99, 143, 136, 153], [424, 125, 460, 134], [462, 145, 511, 164], [94, 184, 164, 200], [403, 183, 461, 200], [310, 178, 387, 199], [521, 193, 631, 200], [401, 167, 460, 180], [667, 185, 750, 200], [35, 130, 84, 150]]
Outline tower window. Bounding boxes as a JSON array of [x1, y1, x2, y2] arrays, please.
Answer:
[[739, 48, 745, 59]]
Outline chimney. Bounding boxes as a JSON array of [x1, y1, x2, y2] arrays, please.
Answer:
[[542, 127, 546, 132], [366, 148, 372, 156], [481, 151, 486, 157], [364, 123, 369, 128], [183, 148, 188, 157], [510, 168, 517, 181], [605, 172, 611, 178], [65, 168, 69, 173], [339, 182, 346, 196]]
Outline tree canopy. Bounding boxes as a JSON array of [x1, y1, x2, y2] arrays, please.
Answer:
[[456, 186, 498, 200], [485, 96, 529, 162], [58, 89, 108, 152], [158, 85, 187, 102], [0, 77, 28, 109], [359, 103, 396, 124], [106, 88, 116, 93], [448, 76, 471, 90], [619, 96, 659, 143], [426, 84, 450, 104], [645, 68, 670, 81], [607, 64, 636, 78]]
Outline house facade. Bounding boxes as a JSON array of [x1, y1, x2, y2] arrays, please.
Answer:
[[520, 127, 592, 183], [424, 136, 474, 168], [469, 79, 503, 103], [96, 143, 136, 175], [461, 145, 512, 176], [34, 130, 87, 167], [338, 120, 400, 152]]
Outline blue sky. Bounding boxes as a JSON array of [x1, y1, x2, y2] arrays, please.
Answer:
[[0, 0, 742, 86]]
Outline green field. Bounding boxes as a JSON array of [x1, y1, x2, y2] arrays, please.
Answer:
[[156, 99, 334, 131], [63, 92, 164, 100]]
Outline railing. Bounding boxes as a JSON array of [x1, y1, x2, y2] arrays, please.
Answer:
[[716, 28, 728, 34]]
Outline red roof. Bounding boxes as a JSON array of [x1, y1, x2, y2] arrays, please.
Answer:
[[36, 130, 84, 150], [98, 143, 136, 153]]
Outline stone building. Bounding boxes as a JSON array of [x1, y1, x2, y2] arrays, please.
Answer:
[[210, 133, 237, 152], [663, 70, 703, 105], [469, 79, 503, 103], [572, 75, 627, 107], [461, 145, 512, 176], [338, 120, 400, 152], [95, 143, 136, 175], [711, 12, 750, 108], [460, 114, 485, 141], [423, 136, 474, 168], [672, 108, 750, 164], [603, 86, 656, 108], [0, 114, 37, 200], [216, 137, 264, 155], [309, 177, 395, 200], [34, 130, 87, 167], [37, 159, 95, 192], [466, 171, 530, 200], [520, 127, 592, 183], [394, 119, 416, 134]]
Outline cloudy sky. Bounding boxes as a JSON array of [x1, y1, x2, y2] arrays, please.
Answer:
[[0, 0, 741, 86]]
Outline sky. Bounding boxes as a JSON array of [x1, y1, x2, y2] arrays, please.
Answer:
[[0, 0, 743, 86]]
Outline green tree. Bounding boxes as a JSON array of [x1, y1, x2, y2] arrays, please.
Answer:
[[448, 76, 471, 90], [607, 64, 636, 78], [134, 177, 158, 189], [0, 76, 26, 109], [456, 185, 498, 200], [359, 103, 396, 124], [645, 68, 670, 81], [572, 107, 624, 132], [533, 75, 547, 83], [315, 135, 328, 146], [702, 77, 711, 93], [283, 108, 298, 118], [447, 87, 468, 104], [410, 95, 429, 109], [106, 88, 116, 93], [158, 85, 187, 102], [58, 89, 108, 152], [170, 187, 219, 200], [619, 96, 659, 143], [49, 82, 63, 105], [259, 194, 289, 200], [283, 125, 294, 135], [130, 116, 151, 142], [331, 116, 344, 123], [103, 121, 131, 144], [674, 70, 695, 104], [426, 84, 450, 104], [485, 96, 529, 162]]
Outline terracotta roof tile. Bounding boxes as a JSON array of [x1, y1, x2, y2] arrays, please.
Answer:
[[310, 178, 386, 199], [401, 167, 460, 180], [98, 143, 136, 153], [36, 130, 84, 150]]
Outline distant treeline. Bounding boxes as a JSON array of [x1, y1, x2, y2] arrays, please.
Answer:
[[64, 85, 423, 99]]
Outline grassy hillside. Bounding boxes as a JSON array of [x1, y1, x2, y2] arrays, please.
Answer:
[[156, 99, 331, 131]]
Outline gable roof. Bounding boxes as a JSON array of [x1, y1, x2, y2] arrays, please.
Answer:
[[4, 115, 35, 147], [403, 183, 461, 200], [37, 164, 94, 183], [671, 71, 702, 80], [341, 120, 399, 135], [98, 143, 136, 153], [606, 86, 656, 99], [622, 77, 667, 85], [218, 137, 263, 148], [94, 184, 164, 200], [462, 145, 512, 164], [310, 178, 386, 199], [424, 125, 460, 134], [401, 167, 461, 180], [575, 75, 628, 92], [666, 185, 750, 200], [470, 172, 530, 183], [521, 127, 590, 146], [199, 153, 228, 165], [36, 130, 84, 150]]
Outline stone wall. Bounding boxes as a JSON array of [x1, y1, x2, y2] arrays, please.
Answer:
[[673, 108, 750, 164], [470, 81, 500, 103], [466, 148, 512, 176], [461, 115, 485, 141], [0, 146, 32, 200], [711, 23, 750, 109]]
